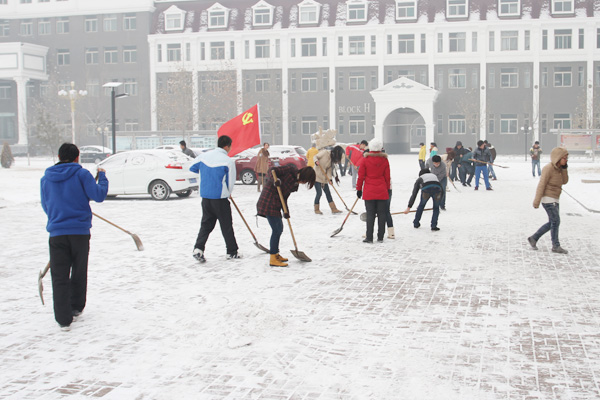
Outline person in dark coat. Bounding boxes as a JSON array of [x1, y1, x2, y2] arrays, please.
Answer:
[[257, 164, 315, 267], [472, 140, 493, 190], [41, 143, 109, 330], [451, 141, 467, 181], [458, 147, 474, 186], [404, 168, 443, 231], [356, 138, 390, 243], [180, 140, 196, 158]]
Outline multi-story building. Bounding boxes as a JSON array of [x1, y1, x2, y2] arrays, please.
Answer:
[[149, 0, 600, 153], [0, 0, 155, 151]]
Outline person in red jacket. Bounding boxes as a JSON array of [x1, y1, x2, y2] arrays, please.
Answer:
[[356, 138, 391, 243], [346, 140, 368, 188]]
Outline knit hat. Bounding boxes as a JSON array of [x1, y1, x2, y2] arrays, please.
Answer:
[[368, 138, 383, 152]]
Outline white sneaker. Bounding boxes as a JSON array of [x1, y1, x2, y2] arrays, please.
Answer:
[[193, 248, 206, 263], [387, 227, 395, 239]]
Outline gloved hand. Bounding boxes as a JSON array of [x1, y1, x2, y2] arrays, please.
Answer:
[[357, 190, 362, 199], [283, 212, 290, 219], [561, 164, 568, 169], [274, 179, 281, 187], [388, 189, 392, 196]]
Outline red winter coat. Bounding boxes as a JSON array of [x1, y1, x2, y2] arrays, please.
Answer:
[[346, 144, 364, 167], [356, 152, 390, 200]]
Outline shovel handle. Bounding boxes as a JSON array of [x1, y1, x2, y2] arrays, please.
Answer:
[[390, 208, 433, 216], [92, 212, 132, 235], [230, 196, 258, 242]]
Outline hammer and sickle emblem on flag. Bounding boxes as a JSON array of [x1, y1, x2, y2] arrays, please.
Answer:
[[242, 112, 254, 126]]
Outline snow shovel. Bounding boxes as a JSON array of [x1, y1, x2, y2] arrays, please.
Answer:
[[469, 159, 509, 168], [230, 196, 269, 253], [38, 262, 51, 305], [92, 212, 144, 251], [317, 164, 356, 214], [449, 178, 461, 193], [331, 197, 360, 237], [271, 170, 311, 262], [359, 208, 434, 221]]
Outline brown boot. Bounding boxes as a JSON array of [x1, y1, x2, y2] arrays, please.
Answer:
[[276, 253, 289, 262], [270, 254, 288, 267], [329, 202, 342, 214], [314, 204, 323, 214]]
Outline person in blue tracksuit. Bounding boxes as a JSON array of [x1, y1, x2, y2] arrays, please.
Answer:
[[41, 143, 108, 329], [189, 135, 241, 262]]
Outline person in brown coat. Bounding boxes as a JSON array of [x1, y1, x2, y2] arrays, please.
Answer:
[[528, 147, 569, 254], [313, 146, 344, 214], [254, 143, 270, 192]]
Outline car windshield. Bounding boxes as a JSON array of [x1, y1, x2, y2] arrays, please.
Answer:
[[164, 151, 192, 162], [294, 147, 307, 156]]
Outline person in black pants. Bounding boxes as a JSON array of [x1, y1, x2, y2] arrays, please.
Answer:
[[41, 143, 108, 329]]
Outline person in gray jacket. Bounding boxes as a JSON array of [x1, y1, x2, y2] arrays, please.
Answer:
[[472, 140, 493, 190], [426, 155, 448, 210]]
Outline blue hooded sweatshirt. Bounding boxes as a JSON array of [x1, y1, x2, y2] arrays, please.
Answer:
[[41, 163, 109, 237]]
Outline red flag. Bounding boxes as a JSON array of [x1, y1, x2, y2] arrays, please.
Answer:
[[217, 104, 261, 156]]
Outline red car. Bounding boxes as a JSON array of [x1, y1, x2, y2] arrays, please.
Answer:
[[235, 145, 308, 185]]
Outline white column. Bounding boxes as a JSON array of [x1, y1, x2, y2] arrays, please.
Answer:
[[148, 39, 158, 131], [14, 77, 29, 146], [192, 69, 199, 131], [281, 32, 289, 145]]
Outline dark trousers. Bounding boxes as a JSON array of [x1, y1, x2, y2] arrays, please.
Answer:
[[532, 202, 561, 247], [459, 164, 474, 184], [195, 198, 238, 255], [414, 187, 442, 228], [386, 190, 393, 228], [450, 163, 458, 181], [266, 215, 283, 255], [419, 160, 425, 170], [314, 182, 333, 204], [439, 177, 447, 208], [49, 235, 90, 327], [365, 199, 387, 241]]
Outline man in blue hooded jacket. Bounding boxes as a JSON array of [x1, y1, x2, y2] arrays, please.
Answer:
[[41, 143, 108, 329]]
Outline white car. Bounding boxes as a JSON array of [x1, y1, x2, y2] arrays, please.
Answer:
[[97, 149, 198, 200]]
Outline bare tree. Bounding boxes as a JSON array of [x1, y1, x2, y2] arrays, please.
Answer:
[[456, 88, 482, 136], [156, 68, 195, 132], [573, 91, 597, 130], [197, 64, 238, 130]]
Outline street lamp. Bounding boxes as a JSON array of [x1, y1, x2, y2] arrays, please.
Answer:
[[58, 81, 87, 145], [96, 126, 109, 150], [102, 82, 128, 155], [521, 124, 529, 161]]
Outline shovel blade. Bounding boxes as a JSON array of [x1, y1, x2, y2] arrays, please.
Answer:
[[330, 227, 343, 237], [291, 250, 311, 262], [254, 241, 269, 253], [359, 212, 367, 222]]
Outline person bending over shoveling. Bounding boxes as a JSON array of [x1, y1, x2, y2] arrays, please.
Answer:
[[404, 168, 443, 231], [256, 164, 316, 267]]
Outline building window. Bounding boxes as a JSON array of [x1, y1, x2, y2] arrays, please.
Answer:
[[323, 72, 329, 91], [20, 0, 32, 3], [577, 28, 584, 49], [210, 42, 225, 60], [167, 44, 181, 62], [542, 67, 548, 87], [301, 38, 317, 57], [291, 73, 296, 92], [123, 79, 137, 96], [166, 14, 182, 30], [85, 16, 97, 33], [524, 30, 530, 50], [371, 35, 376, 55], [302, 116, 318, 135], [597, 29, 600, 49], [447, 0, 467, 18], [436, 70, 443, 89], [255, 40, 270, 58], [276, 39, 280, 57], [0, 20, 9, 37], [86, 80, 99, 97], [421, 33, 426, 53], [57, 49, 70, 66], [299, 3, 319, 24], [554, 67, 572, 87], [256, 74, 270, 92], [437, 115, 443, 134], [554, 29, 572, 49], [471, 70, 478, 87], [253, 6, 272, 26], [301, 73, 317, 92], [524, 67, 531, 88], [500, 114, 518, 133], [103, 15, 117, 32], [124, 13, 136, 31], [38, 18, 51, 35], [371, 71, 377, 89], [449, 68, 466, 89], [501, 31, 518, 51], [338, 72, 344, 90], [499, 0, 519, 16], [347, 1, 367, 22], [500, 67, 518, 88], [542, 30, 548, 50], [85, 48, 98, 65], [291, 38, 296, 57], [245, 40, 249, 58], [472, 32, 477, 51], [104, 47, 118, 64], [20, 20, 33, 36], [449, 115, 466, 134], [349, 116, 365, 135], [230, 41, 235, 59], [349, 36, 365, 55], [186, 42, 191, 61], [387, 35, 392, 54], [553, 113, 571, 129], [0, 86, 12, 99], [398, 34, 415, 53], [56, 17, 69, 34], [349, 72, 365, 91], [449, 32, 466, 52], [209, 10, 227, 28], [552, 0, 573, 14], [123, 46, 137, 63], [488, 67, 495, 88], [396, 0, 417, 19], [438, 33, 443, 52], [323, 37, 328, 56], [488, 114, 495, 133], [489, 31, 495, 51], [578, 66, 584, 86], [399, 69, 415, 80]]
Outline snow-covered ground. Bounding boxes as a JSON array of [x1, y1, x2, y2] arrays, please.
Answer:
[[1, 154, 599, 399]]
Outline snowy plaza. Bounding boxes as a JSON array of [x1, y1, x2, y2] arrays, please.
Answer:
[[1, 154, 600, 399]]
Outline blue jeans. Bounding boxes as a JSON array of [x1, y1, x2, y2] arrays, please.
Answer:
[[266, 216, 283, 255], [532, 160, 541, 176], [532, 203, 561, 247], [488, 164, 496, 179], [439, 177, 447, 208], [475, 165, 491, 188], [314, 182, 333, 204], [414, 186, 441, 228]]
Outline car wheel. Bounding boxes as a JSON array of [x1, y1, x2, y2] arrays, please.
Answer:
[[149, 180, 171, 200], [176, 190, 192, 198], [94, 158, 101, 164], [241, 169, 256, 185]]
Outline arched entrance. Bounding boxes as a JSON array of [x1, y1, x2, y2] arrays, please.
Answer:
[[382, 108, 425, 154], [370, 77, 438, 154]]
